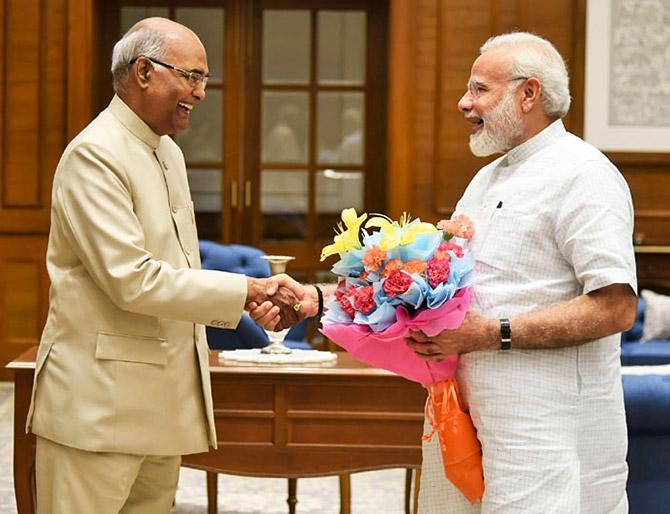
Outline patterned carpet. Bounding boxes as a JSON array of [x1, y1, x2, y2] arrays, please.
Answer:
[[0, 383, 409, 514]]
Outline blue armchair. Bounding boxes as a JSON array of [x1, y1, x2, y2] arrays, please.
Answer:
[[198, 240, 311, 350]]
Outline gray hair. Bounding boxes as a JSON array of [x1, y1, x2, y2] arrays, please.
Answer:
[[481, 32, 571, 118], [111, 28, 168, 93]]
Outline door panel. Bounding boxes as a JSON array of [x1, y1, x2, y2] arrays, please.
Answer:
[[252, 1, 387, 283]]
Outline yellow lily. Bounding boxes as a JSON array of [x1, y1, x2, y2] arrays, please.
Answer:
[[365, 213, 436, 251], [320, 208, 367, 261]]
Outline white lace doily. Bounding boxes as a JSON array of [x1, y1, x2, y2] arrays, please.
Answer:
[[219, 349, 338, 366]]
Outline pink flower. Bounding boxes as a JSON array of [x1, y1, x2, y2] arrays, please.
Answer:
[[381, 258, 403, 278], [383, 270, 413, 297], [426, 257, 450, 288], [435, 241, 464, 259], [353, 286, 376, 314], [362, 246, 387, 272], [437, 215, 475, 240]]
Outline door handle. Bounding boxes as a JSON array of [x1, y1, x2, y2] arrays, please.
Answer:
[[231, 180, 238, 209], [244, 180, 252, 208]]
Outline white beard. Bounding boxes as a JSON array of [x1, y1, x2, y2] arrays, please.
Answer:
[[469, 88, 524, 157]]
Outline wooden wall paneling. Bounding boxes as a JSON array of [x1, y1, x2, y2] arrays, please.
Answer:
[[0, 0, 3, 217], [610, 154, 670, 247], [490, 0, 520, 32], [406, 0, 438, 221], [387, 0, 417, 219], [0, 236, 48, 380], [568, 0, 586, 138], [623, 162, 670, 245], [43, 0, 68, 219], [518, 0, 579, 132], [432, 0, 494, 217], [0, 0, 69, 233], [3, 0, 41, 207], [0, 0, 73, 379], [636, 250, 670, 293], [67, 0, 96, 139]]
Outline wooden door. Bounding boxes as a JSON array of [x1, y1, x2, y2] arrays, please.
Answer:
[[245, 0, 388, 284]]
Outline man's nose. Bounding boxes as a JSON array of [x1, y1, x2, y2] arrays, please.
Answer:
[[457, 91, 472, 112], [193, 82, 206, 101]]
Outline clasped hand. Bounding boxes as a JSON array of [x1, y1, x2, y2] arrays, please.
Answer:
[[245, 274, 319, 331], [405, 310, 497, 360]]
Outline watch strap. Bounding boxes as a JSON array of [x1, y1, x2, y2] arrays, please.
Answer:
[[500, 318, 511, 350]]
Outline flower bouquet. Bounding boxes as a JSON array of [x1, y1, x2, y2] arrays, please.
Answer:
[[319, 208, 484, 503]]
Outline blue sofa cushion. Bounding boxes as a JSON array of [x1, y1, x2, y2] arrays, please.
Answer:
[[620, 296, 670, 366], [621, 341, 670, 366], [624, 375, 670, 433]]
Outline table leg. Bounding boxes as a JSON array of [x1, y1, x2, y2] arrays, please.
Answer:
[[287, 478, 298, 514], [404, 468, 412, 514], [339, 474, 351, 514], [14, 373, 36, 514], [206, 471, 218, 514], [413, 469, 421, 514]]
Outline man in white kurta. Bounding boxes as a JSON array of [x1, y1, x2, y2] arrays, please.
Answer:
[[408, 33, 637, 514]]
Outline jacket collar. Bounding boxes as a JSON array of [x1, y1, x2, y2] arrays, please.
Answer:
[[108, 95, 161, 150]]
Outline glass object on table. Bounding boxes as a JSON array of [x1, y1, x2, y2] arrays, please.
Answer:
[[261, 255, 296, 354]]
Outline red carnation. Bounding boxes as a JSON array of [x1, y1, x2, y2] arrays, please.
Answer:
[[426, 257, 450, 288], [335, 287, 357, 318], [383, 270, 413, 297], [353, 286, 376, 314]]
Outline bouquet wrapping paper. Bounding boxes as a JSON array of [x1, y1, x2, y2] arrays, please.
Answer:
[[319, 209, 484, 503]]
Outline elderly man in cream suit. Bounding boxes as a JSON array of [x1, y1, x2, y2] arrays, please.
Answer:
[[28, 17, 320, 514]]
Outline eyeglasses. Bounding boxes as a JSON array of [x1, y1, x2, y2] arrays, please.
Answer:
[[130, 56, 209, 89], [466, 76, 528, 99]]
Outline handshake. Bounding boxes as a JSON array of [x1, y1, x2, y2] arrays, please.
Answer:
[[245, 274, 320, 331]]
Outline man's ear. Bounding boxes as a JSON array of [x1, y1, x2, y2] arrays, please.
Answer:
[[520, 77, 542, 113], [135, 58, 152, 89]]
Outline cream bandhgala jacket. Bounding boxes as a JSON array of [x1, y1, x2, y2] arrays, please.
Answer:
[[27, 95, 247, 456]]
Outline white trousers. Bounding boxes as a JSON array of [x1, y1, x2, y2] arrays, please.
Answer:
[[36, 436, 181, 514], [419, 341, 629, 514]]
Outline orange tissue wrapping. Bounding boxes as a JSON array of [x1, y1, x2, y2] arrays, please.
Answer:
[[423, 378, 484, 504]]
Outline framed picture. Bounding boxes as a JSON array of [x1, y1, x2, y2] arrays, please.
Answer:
[[584, 0, 670, 153]]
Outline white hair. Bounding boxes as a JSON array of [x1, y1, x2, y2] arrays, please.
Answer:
[[481, 32, 571, 118], [111, 28, 168, 93]]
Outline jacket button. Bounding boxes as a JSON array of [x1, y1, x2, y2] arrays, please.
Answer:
[[172, 206, 178, 214]]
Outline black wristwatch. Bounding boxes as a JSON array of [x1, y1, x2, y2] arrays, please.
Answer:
[[500, 318, 511, 350]]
